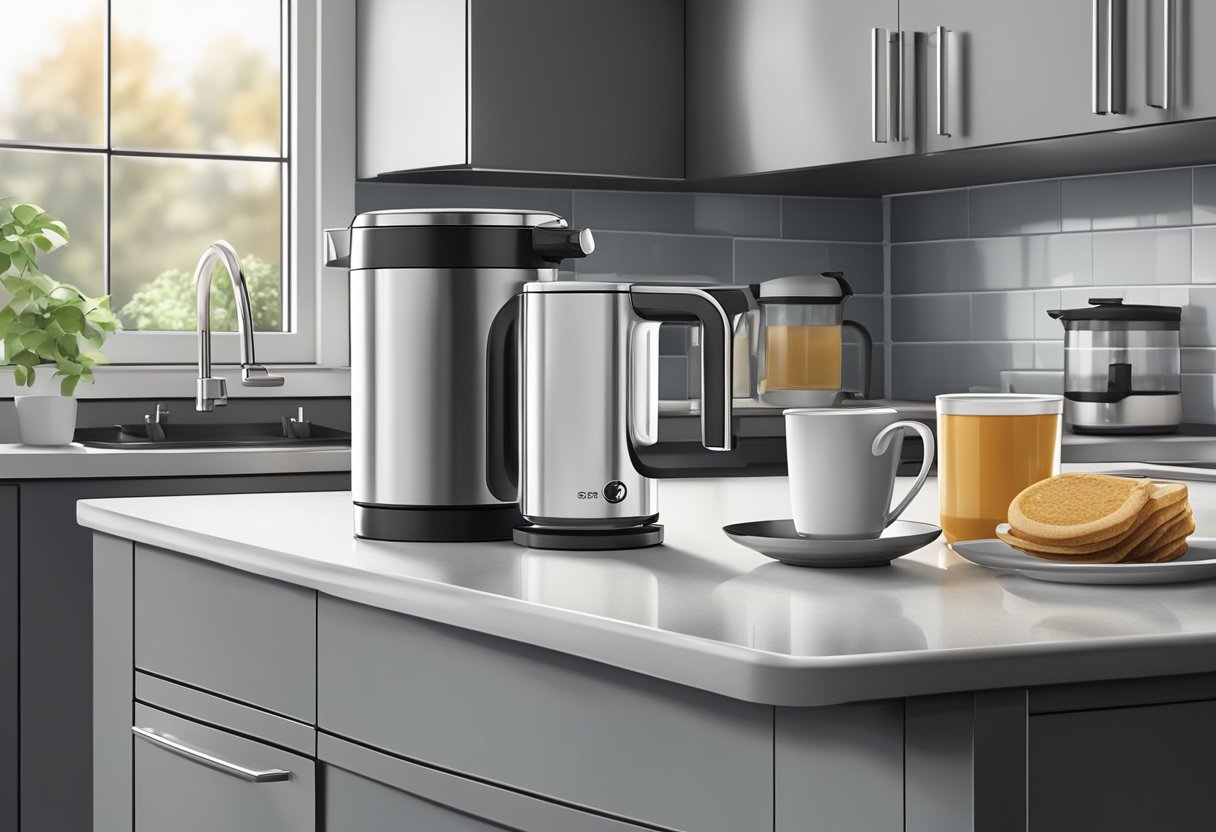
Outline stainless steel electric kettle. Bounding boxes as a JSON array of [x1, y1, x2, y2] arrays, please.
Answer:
[[495, 281, 749, 550]]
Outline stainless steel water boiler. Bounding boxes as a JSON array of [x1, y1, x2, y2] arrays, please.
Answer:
[[1047, 298, 1182, 434], [509, 281, 749, 550], [324, 209, 593, 541]]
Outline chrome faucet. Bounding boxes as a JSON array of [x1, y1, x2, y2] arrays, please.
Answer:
[[193, 240, 283, 411]]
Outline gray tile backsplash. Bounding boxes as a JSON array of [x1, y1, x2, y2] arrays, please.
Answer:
[[1194, 226, 1216, 284], [355, 182, 884, 399], [573, 191, 781, 238], [1194, 166, 1216, 225], [890, 189, 969, 242], [968, 180, 1061, 237], [890, 295, 971, 342], [891, 233, 1092, 293], [1060, 168, 1192, 232], [782, 197, 884, 243], [889, 166, 1216, 422], [1092, 228, 1191, 284], [734, 239, 830, 283], [575, 231, 735, 282]]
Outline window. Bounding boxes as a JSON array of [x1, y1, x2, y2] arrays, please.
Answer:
[[0, 0, 352, 369]]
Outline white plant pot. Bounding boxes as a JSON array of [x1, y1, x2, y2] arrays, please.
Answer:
[[14, 395, 78, 446]]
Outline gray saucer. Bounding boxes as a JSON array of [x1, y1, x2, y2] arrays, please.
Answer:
[[723, 519, 943, 567]]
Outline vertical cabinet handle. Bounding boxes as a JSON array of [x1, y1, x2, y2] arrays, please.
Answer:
[[895, 31, 905, 141], [1148, 0, 1171, 108], [1106, 0, 1122, 114], [871, 28, 887, 143], [936, 26, 951, 137], [132, 726, 292, 783], [1092, 0, 1107, 114]]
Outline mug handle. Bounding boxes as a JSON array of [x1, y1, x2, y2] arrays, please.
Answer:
[[871, 420, 936, 527]]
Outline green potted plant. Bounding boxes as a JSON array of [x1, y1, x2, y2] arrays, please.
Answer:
[[0, 199, 120, 445]]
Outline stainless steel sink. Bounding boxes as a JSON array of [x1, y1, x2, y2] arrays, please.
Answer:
[[74, 422, 351, 449]]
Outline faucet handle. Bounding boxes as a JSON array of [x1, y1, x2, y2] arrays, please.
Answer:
[[241, 365, 285, 388]]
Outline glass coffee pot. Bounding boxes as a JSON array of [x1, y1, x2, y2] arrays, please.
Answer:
[[749, 272, 873, 407]]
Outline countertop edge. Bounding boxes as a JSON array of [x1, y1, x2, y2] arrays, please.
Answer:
[[0, 444, 351, 479], [76, 499, 1216, 707]]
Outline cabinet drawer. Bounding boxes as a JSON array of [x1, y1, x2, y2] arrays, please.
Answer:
[[323, 733, 647, 832], [135, 545, 316, 721], [133, 704, 315, 832], [318, 597, 773, 832]]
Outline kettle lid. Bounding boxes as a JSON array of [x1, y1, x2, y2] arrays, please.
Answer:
[[351, 208, 568, 229], [750, 272, 853, 304]]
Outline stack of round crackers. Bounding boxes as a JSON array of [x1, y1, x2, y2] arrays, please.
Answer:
[[996, 473, 1193, 563]]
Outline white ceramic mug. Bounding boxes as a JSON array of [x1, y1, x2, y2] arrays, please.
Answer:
[[784, 407, 936, 539]]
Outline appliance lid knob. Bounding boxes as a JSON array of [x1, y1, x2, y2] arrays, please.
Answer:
[[532, 224, 595, 262]]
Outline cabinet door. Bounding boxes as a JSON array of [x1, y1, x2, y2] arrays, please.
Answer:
[[1028, 700, 1216, 831], [905, 0, 1170, 153], [133, 704, 315, 832], [687, 0, 908, 179], [1169, 0, 1216, 120], [322, 734, 645, 832]]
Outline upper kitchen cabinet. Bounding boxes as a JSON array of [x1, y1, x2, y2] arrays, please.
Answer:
[[687, 0, 911, 180], [903, 0, 1178, 154], [1171, 1, 1216, 121], [357, 0, 684, 181]]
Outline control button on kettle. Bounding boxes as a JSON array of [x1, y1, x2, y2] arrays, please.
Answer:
[[603, 481, 627, 504]]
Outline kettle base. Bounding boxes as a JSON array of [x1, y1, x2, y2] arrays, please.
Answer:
[[513, 524, 664, 551], [355, 503, 524, 542]]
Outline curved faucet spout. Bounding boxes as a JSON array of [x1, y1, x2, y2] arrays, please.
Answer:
[[194, 240, 284, 411]]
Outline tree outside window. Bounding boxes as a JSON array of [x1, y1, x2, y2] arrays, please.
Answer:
[[0, 0, 286, 334]]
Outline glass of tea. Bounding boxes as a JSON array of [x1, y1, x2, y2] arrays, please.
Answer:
[[936, 394, 1063, 544]]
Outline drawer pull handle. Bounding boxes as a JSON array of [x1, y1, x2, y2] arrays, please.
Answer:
[[132, 726, 291, 783]]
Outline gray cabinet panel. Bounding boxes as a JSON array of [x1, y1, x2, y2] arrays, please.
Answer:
[[688, 0, 908, 179], [1029, 700, 1216, 831], [775, 701, 904, 832], [904, 0, 1169, 154], [93, 534, 134, 832], [133, 704, 315, 832], [317, 596, 773, 832], [322, 734, 647, 832], [904, 693, 974, 832], [135, 545, 317, 721], [358, 0, 683, 180], [23, 472, 346, 832]]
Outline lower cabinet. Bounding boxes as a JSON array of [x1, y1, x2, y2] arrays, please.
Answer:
[[1028, 700, 1216, 832], [132, 704, 316, 832], [321, 734, 645, 832]]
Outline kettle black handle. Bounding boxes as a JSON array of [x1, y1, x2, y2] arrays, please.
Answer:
[[631, 286, 747, 452], [485, 296, 520, 502]]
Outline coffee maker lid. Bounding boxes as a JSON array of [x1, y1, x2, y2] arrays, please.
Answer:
[[352, 208, 568, 229], [751, 272, 853, 304], [1046, 297, 1182, 324]]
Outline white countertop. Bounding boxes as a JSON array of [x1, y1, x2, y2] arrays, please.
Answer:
[[0, 442, 350, 479], [78, 463, 1216, 706]]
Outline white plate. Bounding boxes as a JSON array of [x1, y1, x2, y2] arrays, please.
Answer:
[[722, 519, 942, 567], [951, 537, 1216, 585]]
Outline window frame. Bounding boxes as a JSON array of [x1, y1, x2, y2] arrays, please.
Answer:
[[0, 0, 353, 380]]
